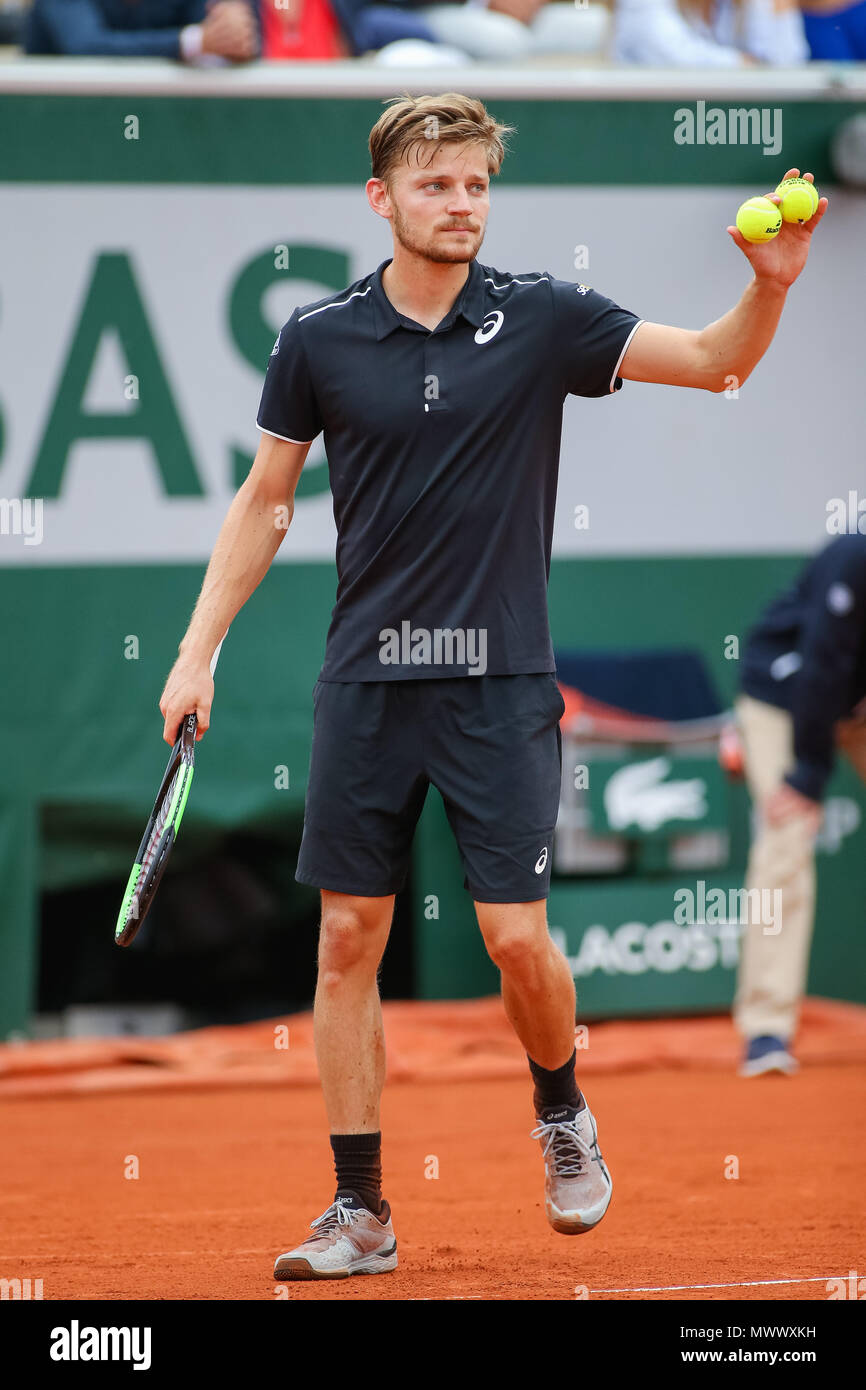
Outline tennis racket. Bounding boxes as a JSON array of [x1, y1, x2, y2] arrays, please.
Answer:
[[114, 638, 224, 947]]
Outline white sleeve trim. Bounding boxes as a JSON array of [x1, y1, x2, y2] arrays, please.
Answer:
[[609, 318, 645, 394], [256, 422, 316, 444]]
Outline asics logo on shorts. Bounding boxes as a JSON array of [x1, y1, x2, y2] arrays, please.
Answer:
[[534, 846, 548, 874]]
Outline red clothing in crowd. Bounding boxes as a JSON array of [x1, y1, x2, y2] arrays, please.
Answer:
[[260, 0, 345, 58]]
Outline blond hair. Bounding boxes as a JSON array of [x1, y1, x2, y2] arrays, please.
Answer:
[[369, 92, 515, 188]]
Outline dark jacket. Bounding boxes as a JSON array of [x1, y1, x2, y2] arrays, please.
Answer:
[[326, 0, 440, 54], [25, 0, 257, 59], [740, 534, 866, 801]]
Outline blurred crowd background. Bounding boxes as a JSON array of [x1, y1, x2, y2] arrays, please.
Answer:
[[0, 0, 864, 69]]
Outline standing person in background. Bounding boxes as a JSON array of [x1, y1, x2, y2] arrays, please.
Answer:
[[734, 535, 866, 1077], [613, 0, 808, 64], [799, 0, 866, 60], [24, 0, 259, 63]]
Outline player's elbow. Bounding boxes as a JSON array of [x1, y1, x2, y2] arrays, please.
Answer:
[[695, 341, 747, 393], [238, 473, 295, 529], [705, 364, 749, 394]]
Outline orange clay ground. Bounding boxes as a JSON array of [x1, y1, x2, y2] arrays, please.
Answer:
[[0, 998, 864, 1301]]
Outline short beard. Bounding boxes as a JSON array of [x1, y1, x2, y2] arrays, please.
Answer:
[[391, 199, 484, 264]]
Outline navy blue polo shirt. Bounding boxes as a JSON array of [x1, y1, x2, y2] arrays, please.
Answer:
[[741, 534, 866, 801], [256, 257, 643, 682]]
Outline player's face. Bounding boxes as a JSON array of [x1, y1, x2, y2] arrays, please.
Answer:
[[386, 142, 490, 264]]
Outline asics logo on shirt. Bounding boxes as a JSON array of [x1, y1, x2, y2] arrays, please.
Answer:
[[474, 311, 504, 344], [534, 846, 548, 874]]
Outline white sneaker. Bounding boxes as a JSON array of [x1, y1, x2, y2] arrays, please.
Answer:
[[273, 1192, 398, 1280], [531, 1103, 613, 1235]]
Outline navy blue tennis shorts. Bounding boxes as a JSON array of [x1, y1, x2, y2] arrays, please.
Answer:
[[295, 673, 565, 903]]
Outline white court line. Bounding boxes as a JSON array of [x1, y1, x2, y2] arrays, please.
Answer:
[[591, 1275, 840, 1294], [0, 1249, 273, 1261]]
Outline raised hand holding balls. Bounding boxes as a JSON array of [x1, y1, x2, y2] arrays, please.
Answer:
[[736, 196, 782, 244], [727, 169, 828, 288]]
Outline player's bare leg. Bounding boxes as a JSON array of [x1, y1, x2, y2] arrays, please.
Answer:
[[476, 898, 613, 1235], [274, 890, 398, 1280], [314, 889, 394, 1131], [475, 898, 575, 1067]]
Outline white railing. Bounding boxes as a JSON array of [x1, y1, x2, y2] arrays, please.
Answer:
[[0, 56, 864, 99]]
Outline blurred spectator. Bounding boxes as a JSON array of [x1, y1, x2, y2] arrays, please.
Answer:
[[0, 0, 29, 47], [613, 0, 809, 65], [799, 0, 866, 60], [411, 0, 611, 59], [327, 0, 443, 54], [694, 0, 810, 60], [733, 535, 866, 1076], [332, 0, 611, 61], [260, 0, 347, 56], [24, 0, 260, 63]]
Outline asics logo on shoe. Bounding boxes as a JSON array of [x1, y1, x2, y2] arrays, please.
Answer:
[[534, 847, 548, 874]]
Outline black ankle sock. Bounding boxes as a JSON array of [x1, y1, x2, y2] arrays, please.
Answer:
[[330, 1132, 383, 1215], [528, 1049, 583, 1115]]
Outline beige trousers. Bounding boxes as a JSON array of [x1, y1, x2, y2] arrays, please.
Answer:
[[733, 693, 866, 1042]]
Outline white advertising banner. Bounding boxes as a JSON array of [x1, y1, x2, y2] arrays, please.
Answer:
[[1, 185, 861, 565]]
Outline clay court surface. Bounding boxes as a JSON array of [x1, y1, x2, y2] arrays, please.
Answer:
[[1, 999, 864, 1302]]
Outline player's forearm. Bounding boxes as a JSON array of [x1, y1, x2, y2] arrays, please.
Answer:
[[698, 276, 788, 390], [178, 479, 289, 663]]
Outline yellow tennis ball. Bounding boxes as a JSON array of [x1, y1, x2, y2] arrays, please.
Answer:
[[774, 177, 819, 223], [736, 197, 783, 243]]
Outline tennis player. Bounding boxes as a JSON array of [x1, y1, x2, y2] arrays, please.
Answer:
[[159, 93, 826, 1280]]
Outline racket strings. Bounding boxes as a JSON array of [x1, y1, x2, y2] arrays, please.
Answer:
[[127, 765, 183, 924], [116, 733, 197, 942]]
